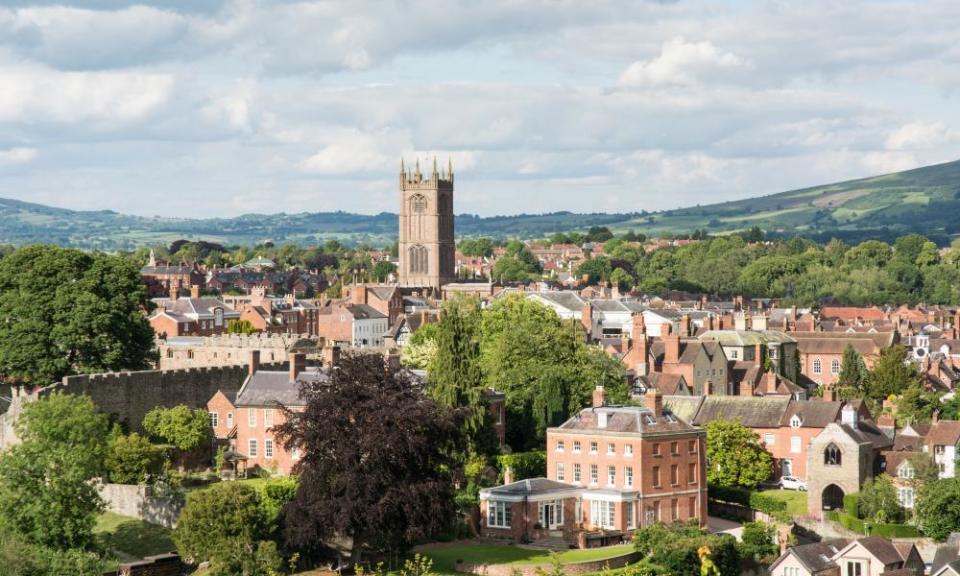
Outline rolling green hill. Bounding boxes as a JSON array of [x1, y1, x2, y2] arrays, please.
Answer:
[[625, 158, 960, 244], [2, 158, 958, 249]]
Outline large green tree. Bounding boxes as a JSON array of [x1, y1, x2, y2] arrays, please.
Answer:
[[858, 476, 904, 523], [705, 419, 773, 488], [0, 245, 155, 384], [174, 482, 284, 576], [0, 393, 108, 550], [479, 294, 627, 448], [836, 345, 868, 399], [916, 477, 960, 541], [866, 345, 920, 402], [143, 405, 211, 452]]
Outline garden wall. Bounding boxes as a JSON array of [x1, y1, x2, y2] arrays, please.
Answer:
[[455, 551, 642, 576], [98, 482, 185, 529]]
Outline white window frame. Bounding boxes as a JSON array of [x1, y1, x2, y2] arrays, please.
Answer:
[[487, 501, 512, 528], [625, 444, 633, 457], [264, 409, 273, 429], [764, 433, 775, 445], [573, 463, 582, 483], [626, 466, 634, 488], [248, 439, 258, 457], [226, 412, 233, 428], [209, 411, 218, 428], [607, 465, 616, 486], [573, 440, 581, 453], [790, 436, 801, 454], [590, 464, 598, 485], [556, 439, 565, 452], [590, 441, 598, 454], [264, 439, 274, 460], [813, 358, 822, 374], [556, 462, 565, 481], [607, 442, 615, 455], [248, 409, 256, 427]]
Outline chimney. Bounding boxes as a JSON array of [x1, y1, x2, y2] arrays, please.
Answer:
[[581, 301, 593, 335], [665, 328, 680, 365], [352, 284, 368, 305], [933, 409, 940, 425], [789, 306, 797, 323], [735, 295, 744, 312], [755, 343, 764, 366], [289, 352, 306, 382], [503, 466, 514, 485], [644, 389, 663, 418], [735, 312, 747, 331], [766, 368, 779, 395], [739, 379, 754, 397], [592, 385, 606, 408], [680, 314, 691, 337], [877, 413, 895, 429], [322, 345, 341, 368], [753, 314, 768, 331], [632, 312, 646, 338], [190, 284, 200, 299], [705, 315, 715, 331], [248, 350, 261, 376], [169, 285, 180, 300]]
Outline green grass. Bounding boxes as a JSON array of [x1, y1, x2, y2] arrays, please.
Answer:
[[420, 542, 634, 574], [762, 490, 808, 517], [94, 512, 176, 560]]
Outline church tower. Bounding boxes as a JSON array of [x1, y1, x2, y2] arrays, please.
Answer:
[[398, 157, 455, 291]]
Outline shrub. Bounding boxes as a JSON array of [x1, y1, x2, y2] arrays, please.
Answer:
[[868, 523, 919, 538], [497, 451, 546, 481], [105, 432, 165, 484], [749, 493, 789, 522], [835, 511, 866, 534], [143, 405, 211, 452], [707, 484, 751, 507]]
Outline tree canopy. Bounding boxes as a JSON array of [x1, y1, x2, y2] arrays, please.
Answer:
[[916, 477, 960, 541], [0, 245, 156, 384], [274, 353, 466, 563], [705, 419, 773, 488], [143, 405, 211, 452]]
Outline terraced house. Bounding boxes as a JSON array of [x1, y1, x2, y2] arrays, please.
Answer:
[[479, 387, 706, 548]]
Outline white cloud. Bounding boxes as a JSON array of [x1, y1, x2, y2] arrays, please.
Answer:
[[0, 64, 173, 124], [619, 37, 746, 87], [0, 147, 37, 165], [298, 131, 392, 175], [861, 151, 919, 174], [886, 121, 957, 150]]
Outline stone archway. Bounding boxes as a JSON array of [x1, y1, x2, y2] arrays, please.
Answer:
[[822, 484, 845, 511]]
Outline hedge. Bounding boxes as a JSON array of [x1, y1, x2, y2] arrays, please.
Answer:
[[707, 485, 790, 523], [497, 451, 546, 481], [843, 493, 860, 518], [868, 523, 919, 538], [836, 511, 867, 534]]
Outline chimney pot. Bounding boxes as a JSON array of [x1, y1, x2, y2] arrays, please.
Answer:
[[644, 389, 663, 417], [289, 352, 306, 382], [190, 284, 200, 299]]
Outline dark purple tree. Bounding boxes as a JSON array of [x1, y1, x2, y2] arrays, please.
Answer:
[[274, 353, 467, 565]]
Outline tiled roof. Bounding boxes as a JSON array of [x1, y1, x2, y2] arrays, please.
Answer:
[[689, 396, 791, 428], [781, 399, 843, 427], [554, 405, 698, 435], [481, 478, 578, 498], [931, 534, 960, 573], [699, 330, 797, 345], [927, 420, 960, 446], [346, 304, 387, 320], [821, 307, 886, 321], [637, 373, 689, 396], [663, 395, 704, 424], [792, 332, 892, 355], [531, 291, 585, 312], [789, 539, 850, 574], [856, 536, 909, 566]]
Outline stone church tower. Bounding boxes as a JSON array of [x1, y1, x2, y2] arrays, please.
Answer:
[[398, 157, 455, 291]]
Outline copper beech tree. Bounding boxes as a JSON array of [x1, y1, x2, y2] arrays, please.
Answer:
[[274, 353, 467, 565]]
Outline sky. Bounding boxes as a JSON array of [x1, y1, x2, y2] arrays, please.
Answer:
[[1, 0, 959, 218]]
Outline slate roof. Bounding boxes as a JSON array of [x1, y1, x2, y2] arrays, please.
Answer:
[[840, 422, 894, 450], [650, 339, 725, 365], [234, 368, 329, 407], [690, 396, 792, 428], [553, 405, 698, 436], [788, 539, 850, 574], [856, 536, 910, 566], [781, 400, 843, 427], [149, 297, 241, 321], [636, 373, 689, 396], [791, 332, 894, 355], [346, 304, 387, 320], [662, 395, 704, 424], [480, 478, 578, 498], [699, 330, 797, 345], [531, 291, 585, 312], [931, 534, 960, 573]]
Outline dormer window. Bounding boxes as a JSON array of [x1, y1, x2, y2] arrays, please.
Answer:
[[790, 415, 802, 428], [214, 307, 224, 327]]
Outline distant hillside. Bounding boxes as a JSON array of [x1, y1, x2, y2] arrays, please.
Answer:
[[624, 158, 960, 244], [2, 158, 958, 249], [0, 197, 635, 250]]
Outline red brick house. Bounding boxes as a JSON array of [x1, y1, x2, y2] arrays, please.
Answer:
[[148, 286, 241, 338], [480, 388, 707, 547], [140, 250, 205, 298]]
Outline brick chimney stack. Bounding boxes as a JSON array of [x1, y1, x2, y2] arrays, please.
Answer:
[[169, 285, 180, 301], [322, 345, 341, 368], [352, 284, 368, 305], [644, 389, 663, 417], [592, 385, 606, 408], [581, 301, 593, 336], [680, 314, 691, 337], [755, 343, 764, 366], [739, 379, 754, 397], [664, 323, 680, 365], [289, 352, 306, 382], [823, 383, 835, 402], [248, 350, 261, 377], [190, 284, 200, 299], [634, 313, 650, 376]]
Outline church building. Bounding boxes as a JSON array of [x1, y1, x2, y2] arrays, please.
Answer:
[[398, 158, 456, 292]]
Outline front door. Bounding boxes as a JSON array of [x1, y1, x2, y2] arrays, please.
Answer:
[[539, 500, 563, 529], [782, 459, 793, 476]]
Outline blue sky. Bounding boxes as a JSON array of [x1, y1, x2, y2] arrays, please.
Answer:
[[0, 0, 958, 218]]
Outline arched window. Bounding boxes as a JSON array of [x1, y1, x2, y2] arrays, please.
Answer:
[[824, 443, 842, 466], [831, 359, 841, 374], [214, 308, 224, 327], [813, 358, 822, 374], [408, 245, 429, 275], [410, 194, 428, 213]]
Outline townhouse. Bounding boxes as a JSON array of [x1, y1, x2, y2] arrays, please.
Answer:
[[315, 302, 389, 348], [148, 285, 241, 338], [479, 388, 706, 548], [770, 537, 923, 576]]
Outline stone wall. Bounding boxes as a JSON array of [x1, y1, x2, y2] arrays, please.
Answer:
[[0, 361, 285, 447], [98, 482, 185, 529], [455, 551, 642, 576], [158, 333, 322, 370]]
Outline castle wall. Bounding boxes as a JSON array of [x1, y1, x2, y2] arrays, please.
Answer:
[[157, 333, 321, 370]]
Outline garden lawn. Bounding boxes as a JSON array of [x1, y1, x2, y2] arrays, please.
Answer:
[[421, 542, 635, 574], [763, 490, 808, 517], [95, 512, 176, 560]]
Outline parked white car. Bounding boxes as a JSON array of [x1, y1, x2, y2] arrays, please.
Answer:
[[779, 475, 807, 491]]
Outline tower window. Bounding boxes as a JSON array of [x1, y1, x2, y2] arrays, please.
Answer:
[[409, 245, 429, 275], [411, 194, 428, 213]]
